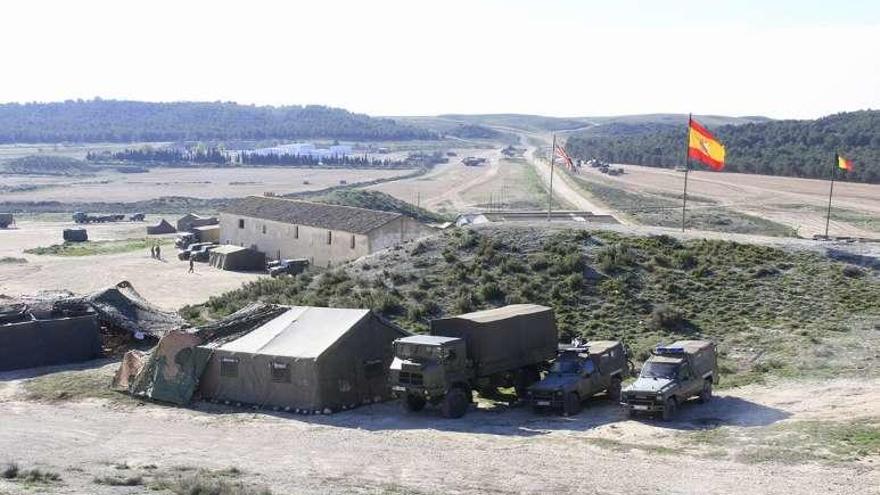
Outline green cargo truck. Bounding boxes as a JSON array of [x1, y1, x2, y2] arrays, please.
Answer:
[[388, 304, 558, 418]]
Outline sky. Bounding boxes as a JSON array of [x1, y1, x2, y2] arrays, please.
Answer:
[[1, 0, 878, 119]]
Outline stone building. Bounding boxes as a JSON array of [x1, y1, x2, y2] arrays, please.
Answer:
[[219, 196, 432, 267]]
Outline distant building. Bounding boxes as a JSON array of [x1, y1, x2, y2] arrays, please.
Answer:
[[454, 211, 619, 226], [219, 196, 433, 267]]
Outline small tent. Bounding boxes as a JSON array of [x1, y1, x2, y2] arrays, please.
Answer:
[[146, 219, 177, 235], [198, 307, 408, 412], [177, 213, 218, 233], [208, 245, 265, 271]]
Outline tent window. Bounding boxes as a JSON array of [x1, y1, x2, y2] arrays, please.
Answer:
[[270, 361, 291, 383], [364, 359, 384, 379], [220, 357, 239, 378], [238, 219, 245, 229], [350, 234, 356, 249], [262, 224, 267, 234], [327, 230, 332, 244]]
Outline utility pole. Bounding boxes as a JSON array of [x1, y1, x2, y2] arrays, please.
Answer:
[[824, 153, 838, 238], [681, 114, 692, 232], [548, 134, 556, 221]]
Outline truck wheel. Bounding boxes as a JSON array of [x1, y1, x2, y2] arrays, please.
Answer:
[[661, 397, 677, 421], [404, 394, 426, 412], [607, 377, 622, 401], [441, 387, 469, 419], [562, 392, 582, 416], [698, 381, 713, 404]]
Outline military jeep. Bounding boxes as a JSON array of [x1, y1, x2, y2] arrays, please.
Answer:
[[529, 340, 629, 416], [621, 340, 718, 421]]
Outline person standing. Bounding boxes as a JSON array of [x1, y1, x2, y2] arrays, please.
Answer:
[[155, 243, 161, 260], [150, 244, 155, 259], [188, 257, 194, 273]]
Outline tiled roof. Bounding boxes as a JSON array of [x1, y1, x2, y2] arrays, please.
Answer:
[[221, 196, 402, 234]]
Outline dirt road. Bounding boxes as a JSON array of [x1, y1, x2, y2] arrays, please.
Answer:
[[0, 370, 877, 494]]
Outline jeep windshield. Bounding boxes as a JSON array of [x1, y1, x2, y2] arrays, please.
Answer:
[[550, 360, 581, 374], [640, 362, 678, 379]]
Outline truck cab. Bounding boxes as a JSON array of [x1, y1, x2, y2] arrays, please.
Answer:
[[621, 340, 717, 421], [529, 340, 628, 416], [388, 335, 471, 417]]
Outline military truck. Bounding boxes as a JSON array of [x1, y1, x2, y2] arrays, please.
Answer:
[[529, 340, 629, 416], [620, 340, 717, 420], [389, 304, 558, 418]]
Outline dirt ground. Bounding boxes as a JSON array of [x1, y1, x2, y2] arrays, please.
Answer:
[[0, 167, 413, 202], [0, 363, 877, 494], [0, 219, 261, 309], [578, 163, 880, 238]]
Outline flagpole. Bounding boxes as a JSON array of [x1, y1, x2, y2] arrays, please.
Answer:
[[681, 114, 692, 232], [548, 134, 556, 221], [824, 153, 837, 238]]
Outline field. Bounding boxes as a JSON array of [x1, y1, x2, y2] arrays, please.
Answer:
[[0, 218, 261, 309], [0, 166, 414, 203], [573, 163, 880, 238]]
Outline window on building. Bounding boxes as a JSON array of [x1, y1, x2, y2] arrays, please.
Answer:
[[270, 361, 291, 383], [364, 359, 384, 379], [262, 224, 267, 235], [238, 219, 245, 229], [327, 230, 332, 244], [220, 357, 239, 378], [350, 234, 356, 249], [294, 225, 299, 239]]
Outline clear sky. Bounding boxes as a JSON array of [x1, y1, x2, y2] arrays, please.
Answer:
[[1, 0, 878, 119]]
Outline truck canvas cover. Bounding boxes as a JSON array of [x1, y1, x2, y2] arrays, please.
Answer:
[[430, 304, 557, 377]]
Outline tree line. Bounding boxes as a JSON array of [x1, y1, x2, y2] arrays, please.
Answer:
[[0, 99, 437, 143], [565, 110, 880, 183], [88, 147, 412, 169]]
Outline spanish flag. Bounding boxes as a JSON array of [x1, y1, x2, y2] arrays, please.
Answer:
[[838, 154, 854, 172], [688, 118, 725, 171]]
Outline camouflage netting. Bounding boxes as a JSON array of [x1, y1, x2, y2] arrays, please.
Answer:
[[112, 303, 286, 405], [83, 281, 184, 338]]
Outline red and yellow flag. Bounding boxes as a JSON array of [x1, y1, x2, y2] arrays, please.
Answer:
[[838, 154, 854, 172], [688, 118, 725, 171]]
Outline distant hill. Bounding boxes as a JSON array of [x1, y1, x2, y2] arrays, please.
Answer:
[[0, 99, 437, 143], [1, 155, 99, 176], [565, 110, 880, 183]]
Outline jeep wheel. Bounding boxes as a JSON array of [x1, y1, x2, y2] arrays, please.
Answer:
[[698, 381, 713, 404], [562, 392, 582, 416], [404, 394, 426, 412], [661, 397, 677, 421], [514, 367, 541, 400], [607, 377, 622, 401], [441, 387, 470, 419]]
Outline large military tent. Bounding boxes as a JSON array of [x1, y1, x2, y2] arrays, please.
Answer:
[[0, 303, 100, 371], [198, 307, 408, 412], [209, 245, 265, 271], [146, 219, 177, 235]]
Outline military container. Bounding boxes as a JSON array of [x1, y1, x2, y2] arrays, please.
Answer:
[[0, 213, 13, 229], [620, 340, 717, 420], [389, 304, 557, 418]]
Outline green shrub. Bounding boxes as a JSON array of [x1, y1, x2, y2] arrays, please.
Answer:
[[596, 243, 635, 273], [479, 282, 505, 302], [648, 304, 685, 331]]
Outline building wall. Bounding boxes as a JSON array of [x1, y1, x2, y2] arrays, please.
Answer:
[[220, 213, 371, 267], [367, 216, 434, 253]]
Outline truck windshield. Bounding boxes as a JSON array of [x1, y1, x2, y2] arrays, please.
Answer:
[[395, 343, 447, 361], [640, 362, 678, 379], [550, 360, 580, 374]]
